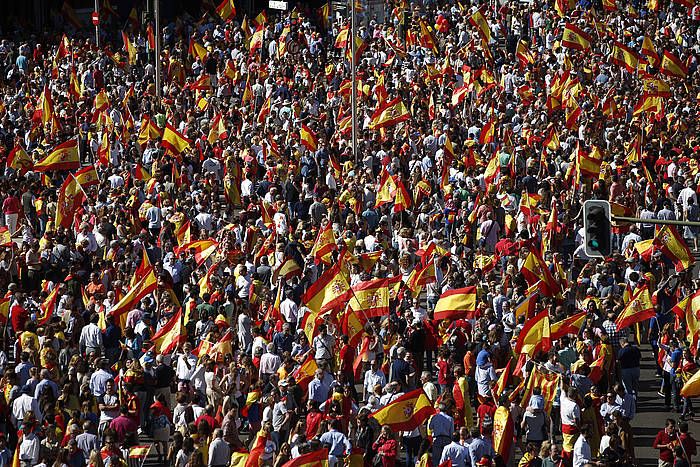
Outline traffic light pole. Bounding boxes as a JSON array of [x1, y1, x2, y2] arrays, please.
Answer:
[[611, 216, 700, 228]]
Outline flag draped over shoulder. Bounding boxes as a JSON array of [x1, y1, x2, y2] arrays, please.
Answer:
[[369, 388, 435, 431]]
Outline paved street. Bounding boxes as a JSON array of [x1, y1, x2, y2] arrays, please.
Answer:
[[632, 345, 699, 466]]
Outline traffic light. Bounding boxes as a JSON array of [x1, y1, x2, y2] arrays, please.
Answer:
[[583, 200, 611, 258]]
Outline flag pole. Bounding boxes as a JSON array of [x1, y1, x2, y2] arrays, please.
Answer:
[[94, 0, 100, 48], [350, 0, 358, 167], [154, 0, 162, 99]]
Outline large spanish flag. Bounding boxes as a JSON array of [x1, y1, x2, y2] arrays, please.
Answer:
[[615, 285, 655, 330], [348, 278, 390, 318], [151, 308, 185, 354], [312, 222, 337, 265], [375, 169, 397, 207], [161, 123, 191, 154], [610, 41, 639, 73], [406, 260, 436, 294], [468, 8, 491, 42], [34, 138, 80, 172], [368, 97, 411, 130], [75, 165, 99, 187], [55, 174, 85, 229], [179, 239, 218, 267], [369, 388, 435, 431], [514, 309, 551, 356], [492, 406, 514, 459], [550, 311, 587, 340], [281, 448, 328, 467], [302, 261, 351, 314], [561, 23, 592, 50], [653, 225, 695, 272], [661, 50, 688, 78], [433, 287, 477, 321], [137, 115, 163, 148], [672, 291, 700, 352]]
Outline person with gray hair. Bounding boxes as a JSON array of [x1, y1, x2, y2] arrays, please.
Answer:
[[207, 428, 230, 467]]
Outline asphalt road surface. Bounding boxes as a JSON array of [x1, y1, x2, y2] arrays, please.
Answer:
[[632, 345, 699, 467]]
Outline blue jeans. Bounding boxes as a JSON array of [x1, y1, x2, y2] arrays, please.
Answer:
[[620, 367, 640, 396]]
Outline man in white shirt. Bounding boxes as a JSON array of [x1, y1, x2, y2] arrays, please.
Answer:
[[573, 426, 593, 467], [279, 291, 298, 327], [12, 386, 42, 426], [259, 343, 281, 384], [363, 360, 386, 401], [89, 359, 113, 397], [561, 384, 582, 457], [79, 314, 103, 355], [175, 343, 198, 391], [208, 429, 230, 467]]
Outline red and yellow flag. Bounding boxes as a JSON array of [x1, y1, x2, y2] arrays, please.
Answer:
[[550, 311, 587, 340], [161, 123, 191, 154], [660, 50, 688, 78], [7, 145, 33, 174], [216, 0, 237, 21], [0, 296, 10, 325], [56, 174, 85, 229], [302, 261, 351, 314], [34, 138, 80, 172], [493, 406, 515, 459], [368, 97, 411, 130], [514, 309, 551, 356], [208, 113, 228, 144], [151, 308, 185, 354], [348, 278, 390, 319], [615, 285, 655, 330], [433, 287, 477, 321], [75, 165, 99, 187], [311, 222, 337, 265], [653, 225, 695, 272], [121, 31, 136, 65], [301, 124, 319, 152], [375, 169, 397, 207], [561, 23, 592, 50], [610, 41, 639, 73], [137, 115, 163, 148], [393, 179, 412, 213], [468, 8, 491, 42], [521, 250, 560, 297], [281, 449, 329, 467], [369, 388, 436, 431], [109, 268, 158, 323]]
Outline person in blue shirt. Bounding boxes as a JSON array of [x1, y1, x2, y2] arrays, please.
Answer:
[[440, 432, 469, 467], [319, 419, 351, 467], [428, 404, 454, 461]]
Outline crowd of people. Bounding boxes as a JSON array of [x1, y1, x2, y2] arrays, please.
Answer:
[[0, 0, 700, 466]]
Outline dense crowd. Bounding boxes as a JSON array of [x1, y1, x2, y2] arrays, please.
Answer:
[[1, 0, 700, 466]]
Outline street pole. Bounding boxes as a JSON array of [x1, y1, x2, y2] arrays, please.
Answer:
[[94, 0, 100, 48], [612, 216, 700, 228], [154, 0, 162, 98], [350, 0, 358, 166]]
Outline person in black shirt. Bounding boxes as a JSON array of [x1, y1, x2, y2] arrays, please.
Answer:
[[153, 354, 175, 404], [618, 337, 642, 396]]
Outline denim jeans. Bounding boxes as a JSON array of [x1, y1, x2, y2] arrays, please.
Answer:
[[620, 367, 640, 396]]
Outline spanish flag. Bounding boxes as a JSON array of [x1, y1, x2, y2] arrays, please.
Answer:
[[375, 169, 397, 207], [281, 448, 328, 467], [418, 20, 438, 53], [610, 41, 639, 73], [369, 388, 435, 431], [484, 151, 500, 188], [406, 260, 436, 294], [208, 113, 228, 144], [550, 311, 587, 340], [37, 285, 59, 326], [110, 268, 158, 324], [133, 163, 152, 181], [516, 40, 534, 66], [179, 239, 218, 267], [433, 287, 477, 321], [257, 97, 271, 124], [0, 227, 7, 246], [521, 250, 560, 297], [189, 38, 208, 61], [161, 123, 191, 154], [55, 174, 85, 229], [311, 222, 337, 265], [602, 0, 617, 10], [291, 352, 319, 391], [452, 85, 470, 107], [543, 126, 560, 151], [633, 94, 661, 116], [121, 31, 136, 65], [653, 225, 695, 272], [493, 406, 515, 458], [615, 285, 655, 330], [469, 8, 491, 42], [34, 138, 80, 172], [75, 165, 99, 187], [513, 291, 537, 320], [479, 119, 495, 145], [564, 97, 582, 130], [137, 115, 163, 148], [660, 50, 688, 78], [641, 36, 660, 66], [69, 67, 82, 99], [128, 445, 152, 460], [672, 291, 700, 352], [576, 142, 602, 179], [514, 309, 551, 356], [348, 278, 390, 318], [272, 257, 302, 283], [561, 23, 592, 50], [7, 145, 33, 174], [216, 0, 237, 21], [301, 124, 319, 152], [368, 97, 411, 130], [302, 260, 351, 314], [152, 308, 185, 354], [245, 429, 270, 467], [393, 179, 412, 213]]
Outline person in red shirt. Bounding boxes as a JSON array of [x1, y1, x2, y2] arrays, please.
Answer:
[[339, 334, 356, 386], [2, 190, 21, 235], [679, 422, 697, 465], [195, 404, 220, 430], [10, 294, 28, 333], [372, 425, 398, 467], [305, 400, 323, 440], [476, 396, 497, 433], [653, 419, 679, 466], [108, 406, 138, 446]]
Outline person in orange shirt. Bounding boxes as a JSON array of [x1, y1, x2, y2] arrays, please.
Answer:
[[85, 272, 105, 298]]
